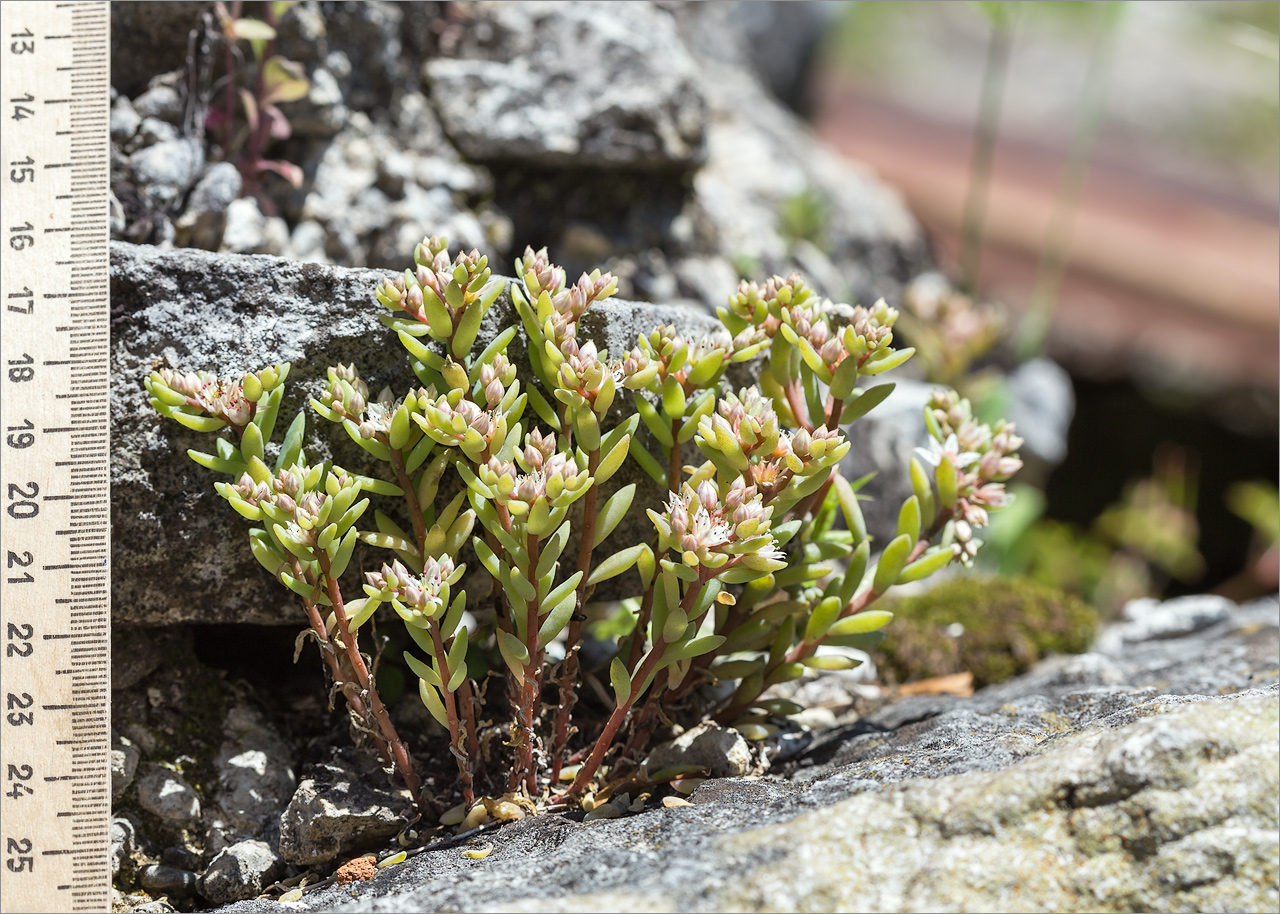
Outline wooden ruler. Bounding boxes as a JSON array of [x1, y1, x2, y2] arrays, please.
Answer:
[[0, 1, 112, 911]]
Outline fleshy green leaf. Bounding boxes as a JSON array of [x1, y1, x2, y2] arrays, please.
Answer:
[[275, 410, 306, 473], [541, 571, 583, 616], [609, 656, 631, 706], [897, 546, 955, 584], [872, 533, 913, 594], [593, 483, 635, 547], [418, 679, 449, 727], [498, 631, 530, 682], [827, 610, 893, 636], [587, 543, 646, 587]]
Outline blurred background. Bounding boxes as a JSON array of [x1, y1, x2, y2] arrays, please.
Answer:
[[756, 0, 1278, 615]]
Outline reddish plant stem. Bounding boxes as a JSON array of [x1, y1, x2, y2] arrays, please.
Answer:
[[785, 380, 812, 432], [789, 473, 835, 527], [549, 447, 600, 781], [824, 395, 845, 432], [624, 423, 683, 674], [317, 555, 427, 817], [624, 584, 656, 672], [427, 624, 474, 805], [388, 446, 427, 555], [561, 570, 707, 798], [457, 679, 482, 776], [509, 532, 542, 795], [297, 596, 394, 768]]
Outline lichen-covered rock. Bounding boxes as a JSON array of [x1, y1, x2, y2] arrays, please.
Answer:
[[198, 840, 283, 906], [109, 241, 722, 625], [135, 766, 201, 826], [426, 2, 706, 168], [209, 595, 1278, 914], [111, 734, 141, 800], [212, 708, 296, 835], [645, 722, 753, 779], [277, 762, 410, 865]]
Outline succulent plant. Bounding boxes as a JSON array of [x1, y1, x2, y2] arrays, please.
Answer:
[[147, 236, 1022, 818]]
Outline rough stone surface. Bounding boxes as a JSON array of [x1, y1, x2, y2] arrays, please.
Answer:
[[110, 241, 722, 625], [212, 707, 296, 835], [138, 864, 198, 901], [112, 734, 141, 800], [645, 721, 753, 779], [213, 595, 1278, 914], [106, 2, 934, 315], [426, 2, 706, 169], [135, 766, 201, 826], [174, 163, 243, 251], [198, 840, 283, 906], [1098, 593, 1235, 652], [277, 762, 411, 866], [111, 816, 139, 880], [130, 137, 205, 212]]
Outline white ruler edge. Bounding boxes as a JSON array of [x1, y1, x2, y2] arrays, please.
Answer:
[[0, 2, 112, 912]]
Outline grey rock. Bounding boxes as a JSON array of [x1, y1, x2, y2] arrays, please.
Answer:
[[135, 117, 180, 148], [645, 721, 753, 779], [221, 198, 287, 256], [277, 762, 410, 865], [111, 97, 141, 143], [675, 20, 929, 308], [110, 816, 137, 879], [1005, 357, 1075, 464], [135, 766, 201, 825], [131, 137, 204, 211], [279, 66, 349, 138], [1097, 594, 1236, 654], [210, 596, 1278, 914], [213, 707, 296, 834], [138, 864, 198, 899], [174, 163, 243, 251], [111, 734, 140, 800], [132, 85, 184, 124], [198, 840, 283, 905], [112, 626, 191, 691], [426, 1, 706, 168], [287, 220, 329, 263], [109, 241, 722, 624], [131, 902, 177, 914]]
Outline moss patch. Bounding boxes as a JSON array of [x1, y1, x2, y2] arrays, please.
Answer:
[[877, 576, 1098, 687]]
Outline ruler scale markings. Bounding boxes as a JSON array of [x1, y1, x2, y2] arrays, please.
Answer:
[[1, 3, 111, 912]]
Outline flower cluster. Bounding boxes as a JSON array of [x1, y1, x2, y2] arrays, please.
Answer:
[[918, 389, 1023, 562], [417, 389, 509, 461], [364, 556, 463, 627], [514, 245, 619, 367], [145, 363, 289, 431], [478, 434, 591, 522], [650, 479, 784, 575], [375, 235, 505, 359]]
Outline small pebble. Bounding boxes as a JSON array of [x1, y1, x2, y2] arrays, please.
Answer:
[[333, 855, 377, 884]]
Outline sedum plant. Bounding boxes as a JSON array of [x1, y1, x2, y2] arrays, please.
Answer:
[[146, 237, 1022, 817]]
